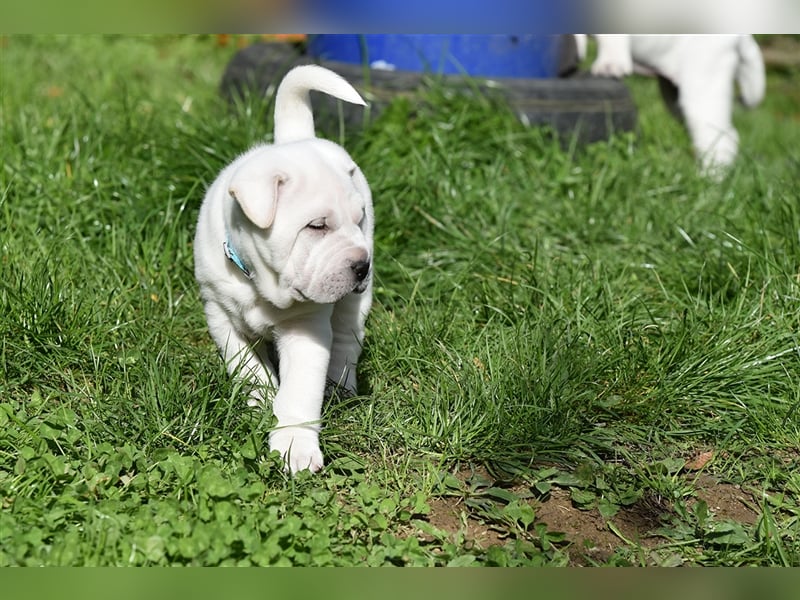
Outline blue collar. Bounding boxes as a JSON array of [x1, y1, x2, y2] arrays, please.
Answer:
[[223, 235, 253, 279]]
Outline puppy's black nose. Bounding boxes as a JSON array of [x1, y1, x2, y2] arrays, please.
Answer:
[[351, 259, 370, 282]]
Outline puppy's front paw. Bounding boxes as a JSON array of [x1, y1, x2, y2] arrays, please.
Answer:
[[269, 427, 324, 474], [591, 57, 633, 79]]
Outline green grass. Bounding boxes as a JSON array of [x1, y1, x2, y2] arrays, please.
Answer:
[[2, 34, 800, 566]]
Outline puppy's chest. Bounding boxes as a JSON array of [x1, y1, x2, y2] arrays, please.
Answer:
[[237, 294, 329, 341], [238, 300, 280, 340]]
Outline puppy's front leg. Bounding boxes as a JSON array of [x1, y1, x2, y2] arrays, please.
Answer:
[[203, 301, 278, 405], [270, 309, 333, 473], [591, 34, 633, 78], [678, 55, 739, 180], [327, 290, 371, 395]]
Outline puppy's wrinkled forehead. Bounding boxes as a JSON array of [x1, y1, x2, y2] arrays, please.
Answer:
[[279, 141, 364, 208], [228, 137, 364, 231], [281, 138, 357, 176]]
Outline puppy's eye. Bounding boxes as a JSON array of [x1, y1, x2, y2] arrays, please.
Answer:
[[306, 219, 327, 231]]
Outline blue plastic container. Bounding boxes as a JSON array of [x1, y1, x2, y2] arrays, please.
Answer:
[[307, 35, 565, 79], [300, 1, 577, 37]]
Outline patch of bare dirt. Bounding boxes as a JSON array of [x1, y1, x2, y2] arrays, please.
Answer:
[[534, 487, 669, 564], [421, 485, 667, 564], [426, 496, 507, 549], [416, 466, 761, 565], [688, 473, 759, 525], [420, 469, 669, 563]]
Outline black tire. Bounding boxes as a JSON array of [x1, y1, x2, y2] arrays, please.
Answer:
[[219, 41, 638, 144]]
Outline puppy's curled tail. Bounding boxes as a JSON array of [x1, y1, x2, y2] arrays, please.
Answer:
[[273, 64, 366, 144], [736, 35, 766, 108]]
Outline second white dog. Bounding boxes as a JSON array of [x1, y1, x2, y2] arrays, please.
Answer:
[[576, 35, 765, 178], [194, 65, 373, 474]]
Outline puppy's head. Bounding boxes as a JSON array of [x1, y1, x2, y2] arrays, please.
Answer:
[[228, 139, 372, 305]]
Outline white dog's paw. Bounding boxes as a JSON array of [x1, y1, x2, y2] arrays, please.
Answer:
[[269, 427, 324, 474], [591, 57, 633, 79]]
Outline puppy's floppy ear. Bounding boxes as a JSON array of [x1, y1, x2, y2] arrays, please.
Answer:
[[228, 171, 288, 229]]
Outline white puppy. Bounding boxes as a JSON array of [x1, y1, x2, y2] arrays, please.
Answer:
[[194, 65, 373, 473], [576, 35, 765, 178]]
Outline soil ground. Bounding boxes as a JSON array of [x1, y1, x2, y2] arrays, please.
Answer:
[[422, 467, 760, 565]]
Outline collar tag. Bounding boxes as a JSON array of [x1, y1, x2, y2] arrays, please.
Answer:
[[223, 237, 253, 279]]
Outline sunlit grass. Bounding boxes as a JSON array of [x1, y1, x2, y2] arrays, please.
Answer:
[[2, 35, 799, 565]]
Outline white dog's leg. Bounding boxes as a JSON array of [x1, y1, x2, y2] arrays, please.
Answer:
[[678, 54, 739, 179], [327, 290, 371, 394], [574, 34, 588, 62], [204, 302, 278, 405], [269, 309, 334, 473], [591, 34, 633, 78]]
